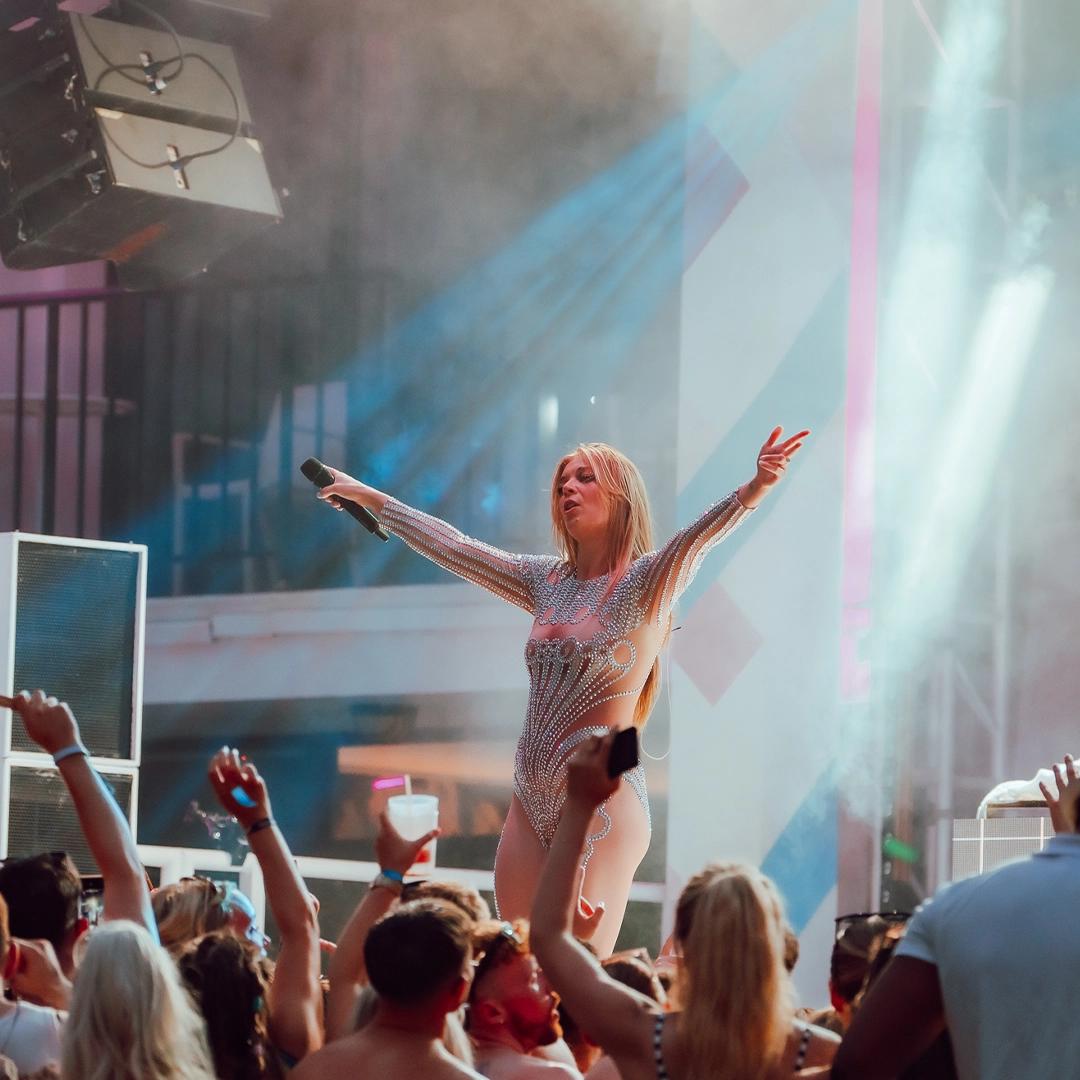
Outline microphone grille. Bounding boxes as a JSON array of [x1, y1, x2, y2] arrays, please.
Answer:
[[300, 457, 335, 488]]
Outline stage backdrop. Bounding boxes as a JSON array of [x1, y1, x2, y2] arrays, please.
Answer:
[[667, 0, 874, 1002]]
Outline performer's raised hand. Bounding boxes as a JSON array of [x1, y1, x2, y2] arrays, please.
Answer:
[[755, 426, 809, 489], [315, 466, 369, 511], [737, 426, 810, 508]]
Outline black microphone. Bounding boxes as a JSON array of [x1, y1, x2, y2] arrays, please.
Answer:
[[300, 458, 390, 542]]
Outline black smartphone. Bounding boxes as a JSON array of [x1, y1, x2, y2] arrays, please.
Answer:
[[80, 873, 105, 927], [607, 727, 640, 778]]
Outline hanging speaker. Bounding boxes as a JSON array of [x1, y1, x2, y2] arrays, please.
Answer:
[[0, 9, 282, 286]]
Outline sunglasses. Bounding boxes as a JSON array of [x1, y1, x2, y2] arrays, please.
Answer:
[[833, 911, 911, 942], [471, 922, 524, 991]]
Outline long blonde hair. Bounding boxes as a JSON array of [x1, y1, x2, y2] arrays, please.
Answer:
[[673, 863, 794, 1079], [550, 443, 660, 728], [62, 920, 217, 1080]]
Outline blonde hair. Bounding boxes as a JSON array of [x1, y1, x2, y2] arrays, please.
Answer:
[[673, 864, 794, 1079], [62, 920, 217, 1080], [152, 878, 230, 955], [550, 443, 660, 728]]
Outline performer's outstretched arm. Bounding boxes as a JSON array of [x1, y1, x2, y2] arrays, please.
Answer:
[[316, 467, 552, 613], [643, 426, 808, 623]]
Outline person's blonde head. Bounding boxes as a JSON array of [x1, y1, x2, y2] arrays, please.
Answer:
[[152, 877, 230, 954], [550, 443, 660, 727], [673, 863, 794, 1079], [61, 920, 216, 1080], [550, 443, 653, 574]]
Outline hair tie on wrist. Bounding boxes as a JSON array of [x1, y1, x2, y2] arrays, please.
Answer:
[[246, 817, 274, 837], [52, 743, 88, 765], [379, 868, 404, 883]]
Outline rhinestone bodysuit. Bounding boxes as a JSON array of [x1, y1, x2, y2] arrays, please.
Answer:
[[379, 492, 752, 862]]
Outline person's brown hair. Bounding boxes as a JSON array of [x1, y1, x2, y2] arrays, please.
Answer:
[[601, 953, 665, 1005], [0, 852, 81, 953], [831, 915, 889, 1003], [407, 879, 491, 923], [177, 931, 281, 1080], [365, 900, 473, 1007], [469, 918, 530, 1001]]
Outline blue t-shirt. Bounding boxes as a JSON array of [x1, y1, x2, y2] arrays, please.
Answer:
[[897, 833, 1080, 1080]]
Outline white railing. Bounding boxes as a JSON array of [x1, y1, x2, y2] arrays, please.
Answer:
[[137, 845, 664, 929]]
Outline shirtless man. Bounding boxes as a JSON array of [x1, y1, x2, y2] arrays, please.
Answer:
[[469, 920, 581, 1080], [292, 900, 483, 1080]]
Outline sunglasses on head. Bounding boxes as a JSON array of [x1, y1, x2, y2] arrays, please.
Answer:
[[472, 922, 523, 989], [833, 911, 911, 942]]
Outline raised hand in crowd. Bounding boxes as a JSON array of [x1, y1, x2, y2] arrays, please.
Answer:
[[1, 690, 155, 937], [208, 747, 324, 1062], [325, 808, 439, 1040], [1039, 753, 1080, 834]]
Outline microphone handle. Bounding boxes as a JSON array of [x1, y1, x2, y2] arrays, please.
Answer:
[[301, 457, 390, 542], [338, 498, 390, 542]]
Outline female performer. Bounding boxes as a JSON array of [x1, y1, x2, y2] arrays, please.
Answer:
[[318, 426, 807, 955]]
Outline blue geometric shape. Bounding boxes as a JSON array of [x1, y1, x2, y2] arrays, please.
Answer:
[[760, 761, 838, 933]]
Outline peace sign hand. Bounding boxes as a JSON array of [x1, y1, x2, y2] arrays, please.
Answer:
[[754, 426, 809, 490]]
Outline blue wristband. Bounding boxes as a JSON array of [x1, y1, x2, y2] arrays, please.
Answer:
[[52, 743, 88, 764], [380, 868, 404, 883]]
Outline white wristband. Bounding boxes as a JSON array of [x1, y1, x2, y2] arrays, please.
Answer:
[[52, 743, 88, 765]]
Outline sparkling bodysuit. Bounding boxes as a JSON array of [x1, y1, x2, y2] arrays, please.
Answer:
[[379, 493, 752, 862]]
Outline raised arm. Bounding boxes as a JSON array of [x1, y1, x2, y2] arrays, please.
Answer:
[[316, 466, 551, 613], [4, 690, 155, 936], [531, 733, 659, 1060], [644, 427, 808, 623], [208, 748, 323, 1062], [325, 810, 438, 1040]]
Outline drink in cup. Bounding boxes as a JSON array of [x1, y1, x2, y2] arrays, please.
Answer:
[[386, 794, 439, 875]]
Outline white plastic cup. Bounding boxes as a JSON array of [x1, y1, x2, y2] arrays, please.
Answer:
[[386, 794, 439, 876]]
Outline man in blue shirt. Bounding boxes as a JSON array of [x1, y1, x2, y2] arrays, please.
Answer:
[[834, 755, 1080, 1080]]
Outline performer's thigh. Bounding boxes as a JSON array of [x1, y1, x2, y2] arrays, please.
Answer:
[[494, 794, 547, 922], [580, 784, 651, 958]]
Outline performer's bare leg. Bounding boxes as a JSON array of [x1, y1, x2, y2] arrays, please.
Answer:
[[575, 781, 651, 957], [495, 784, 651, 957], [494, 796, 546, 926]]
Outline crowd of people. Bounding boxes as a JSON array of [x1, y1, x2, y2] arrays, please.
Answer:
[[0, 689, 1076, 1079]]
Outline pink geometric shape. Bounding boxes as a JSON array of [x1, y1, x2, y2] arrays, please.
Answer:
[[672, 581, 763, 705]]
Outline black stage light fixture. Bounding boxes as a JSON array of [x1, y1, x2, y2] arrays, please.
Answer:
[[0, 2, 282, 287]]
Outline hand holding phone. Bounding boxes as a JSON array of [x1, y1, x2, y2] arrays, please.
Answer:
[[607, 727, 639, 779]]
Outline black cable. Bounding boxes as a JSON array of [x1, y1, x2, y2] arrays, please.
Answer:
[[90, 51, 243, 172], [124, 0, 186, 83], [77, 10, 183, 89], [171, 52, 241, 166], [72, 0, 243, 175]]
